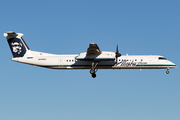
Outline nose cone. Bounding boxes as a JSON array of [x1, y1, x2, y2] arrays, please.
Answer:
[[173, 63, 177, 68], [169, 61, 177, 68]]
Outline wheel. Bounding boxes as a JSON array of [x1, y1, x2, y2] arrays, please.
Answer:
[[166, 69, 169, 74], [90, 69, 95, 74], [92, 73, 96, 78]]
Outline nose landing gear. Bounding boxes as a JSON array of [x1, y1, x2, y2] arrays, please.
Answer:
[[166, 68, 169, 74]]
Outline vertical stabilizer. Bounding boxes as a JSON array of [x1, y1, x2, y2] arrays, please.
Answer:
[[4, 32, 31, 58]]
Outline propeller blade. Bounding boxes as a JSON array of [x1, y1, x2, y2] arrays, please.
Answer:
[[115, 45, 121, 64], [116, 45, 118, 54], [115, 45, 121, 57]]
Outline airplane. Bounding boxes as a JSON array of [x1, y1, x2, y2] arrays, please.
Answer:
[[4, 32, 177, 78]]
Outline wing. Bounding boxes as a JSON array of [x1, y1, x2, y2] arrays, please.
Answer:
[[87, 43, 102, 55], [75, 43, 115, 62], [75, 43, 115, 61], [75, 43, 102, 60]]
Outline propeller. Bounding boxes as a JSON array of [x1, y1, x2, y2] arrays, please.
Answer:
[[115, 45, 121, 63]]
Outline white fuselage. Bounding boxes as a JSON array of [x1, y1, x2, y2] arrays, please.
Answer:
[[4, 32, 176, 78], [12, 50, 176, 70]]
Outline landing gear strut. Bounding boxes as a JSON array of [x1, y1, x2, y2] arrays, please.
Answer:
[[166, 68, 169, 74], [90, 62, 99, 78]]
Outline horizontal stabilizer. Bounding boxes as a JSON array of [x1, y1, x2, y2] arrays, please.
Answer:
[[4, 32, 24, 38]]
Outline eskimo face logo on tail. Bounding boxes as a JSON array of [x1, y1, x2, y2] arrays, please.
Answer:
[[8, 38, 26, 58], [11, 42, 22, 54]]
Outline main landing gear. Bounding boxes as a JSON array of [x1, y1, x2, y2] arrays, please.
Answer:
[[90, 69, 97, 78], [90, 62, 99, 78]]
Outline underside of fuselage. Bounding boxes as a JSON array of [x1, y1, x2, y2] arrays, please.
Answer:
[[41, 64, 176, 70]]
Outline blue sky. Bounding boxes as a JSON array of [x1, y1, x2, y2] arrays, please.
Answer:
[[0, 0, 180, 120]]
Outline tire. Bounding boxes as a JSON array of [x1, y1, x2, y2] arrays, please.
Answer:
[[92, 73, 96, 78]]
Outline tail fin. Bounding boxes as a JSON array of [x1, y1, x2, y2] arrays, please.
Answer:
[[4, 32, 30, 58]]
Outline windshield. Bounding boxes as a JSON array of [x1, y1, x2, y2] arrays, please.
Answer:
[[158, 57, 167, 60]]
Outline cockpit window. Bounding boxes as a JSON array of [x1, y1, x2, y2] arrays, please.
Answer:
[[158, 57, 167, 60]]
